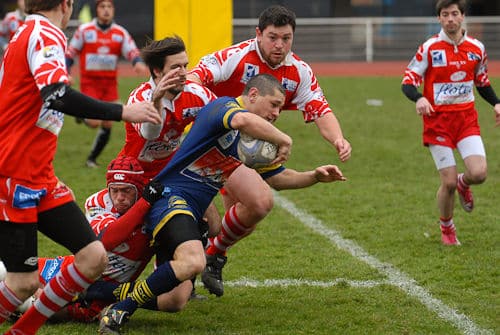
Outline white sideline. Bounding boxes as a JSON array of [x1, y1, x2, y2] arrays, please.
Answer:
[[273, 193, 493, 335], [224, 278, 386, 288]]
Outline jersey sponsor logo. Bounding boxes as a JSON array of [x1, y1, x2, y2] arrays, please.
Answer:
[[40, 257, 64, 283], [83, 30, 97, 43], [167, 195, 189, 209], [433, 80, 474, 105], [112, 34, 123, 43], [37, 107, 64, 136], [241, 63, 259, 84], [13, 185, 47, 209], [181, 146, 241, 190], [139, 139, 179, 162], [85, 53, 118, 71], [42, 45, 60, 59], [104, 253, 140, 282], [282, 77, 298, 91], [182, 107, 201, 119], [467, 52, 480, 61], [24, 257, 38, 267], [450, 71, 466, 82], [431, 50, 447, 67], [218, 130, 238, 149], [8, 21, 19, 31], [97, 46, 110, 54]]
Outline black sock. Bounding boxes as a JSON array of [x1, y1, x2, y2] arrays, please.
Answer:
[[88, 127, 111, 162]]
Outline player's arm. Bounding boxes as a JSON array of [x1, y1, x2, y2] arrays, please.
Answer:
[[230, 111, 292, 165], [265, 165, 346, 191], [476, 85, 500, 126], [401, 84, 434, 116], [314, 113, 351, 162], [95, 181, 165, 250], [40, 83, 161, 124]]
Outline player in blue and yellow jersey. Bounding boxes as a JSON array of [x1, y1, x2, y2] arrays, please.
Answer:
[[98, 73, 346, 334]]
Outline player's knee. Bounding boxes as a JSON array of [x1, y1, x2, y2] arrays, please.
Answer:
[[468, 169, 487, 185], [157, 294, 189, 313], [74, 242, 108, 280], [8, 274, 40, 300], [250, 194, 274, 219]]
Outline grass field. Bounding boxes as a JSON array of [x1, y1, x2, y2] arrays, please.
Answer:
[[1, 75, 498, 335]]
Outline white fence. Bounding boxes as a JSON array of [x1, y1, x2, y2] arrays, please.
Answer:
[[233, 16, 500, 62]]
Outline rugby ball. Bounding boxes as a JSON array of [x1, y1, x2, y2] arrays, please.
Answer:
[[237, 132, 278, 168]]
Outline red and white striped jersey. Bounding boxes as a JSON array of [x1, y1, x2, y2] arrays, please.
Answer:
[[402, 29, 492, 112], [0, 15, 69, 183], [189, 38, 332, 122], [67, 19, 140, 79], [0, 9, 25, 45], [84, 189, 153, 283], [117, 79, 217, 180]]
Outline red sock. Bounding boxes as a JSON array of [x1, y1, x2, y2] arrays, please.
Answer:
[[0, 281, 23, 324], [6, 263, 92, 334], [206, 205, 256, 255]]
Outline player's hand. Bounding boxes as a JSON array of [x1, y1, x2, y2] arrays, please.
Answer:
[[271, 135, 292, 165], [314, 165, 346, 183], [334, 138, 351, 162], [494, 103, 500, 127], [122, 101, 161, 124], [142, 180, 165, 205], [416, 97, 434, 116], [152, 68, 186, 102]]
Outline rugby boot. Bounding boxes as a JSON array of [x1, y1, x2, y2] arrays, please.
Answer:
[[201, 254, 227, 297], [98, 305, 129, 335], [440, 224, 461, 246]]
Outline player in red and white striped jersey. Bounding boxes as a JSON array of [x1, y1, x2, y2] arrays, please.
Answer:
[[0, 0, 25, 53], [188, 5, 352, 297], [402, 0, 500, 245], [118, 36, 217, 181], [34, 156, 193, 322], [0, 1, 160, 333], [66, 0, 149, 168]]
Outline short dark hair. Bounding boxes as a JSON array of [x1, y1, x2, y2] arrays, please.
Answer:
[[25, 0, 67, 14], [243, 74, 285, 97], [258, 5, 296, 32], [436, 0, 466, 15], [141, 35, 186, 79]]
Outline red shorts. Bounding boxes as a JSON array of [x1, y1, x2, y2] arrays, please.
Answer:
[[80, 77, 118, 102], [422, 109, 480, 148], [0, 176, 75, 223]]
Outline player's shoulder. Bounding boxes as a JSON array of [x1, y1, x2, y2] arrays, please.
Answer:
[[85, 188, 110, 210], [77, 21, 96, 31], [110, 22, 131, 35], [129, 80, 153, 102], [184, 81, 217, 99]]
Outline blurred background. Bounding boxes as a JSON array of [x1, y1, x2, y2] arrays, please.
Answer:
[[2, 0, 499, 62]]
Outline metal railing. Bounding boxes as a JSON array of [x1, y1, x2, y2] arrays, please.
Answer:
[[233, 16, 500, 62]]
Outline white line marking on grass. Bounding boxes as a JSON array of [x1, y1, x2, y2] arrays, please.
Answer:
[[273, 193, 493, 335], [224, 278, 386, 288]]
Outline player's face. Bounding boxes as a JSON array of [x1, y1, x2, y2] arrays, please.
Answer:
[[249, 88, 285, 123], [438, 4, 464, 36], [108, 184, 137, 214], [256, 24, 294, 67], [97, 1, 115, 25], [162, 51, 188, 96]]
